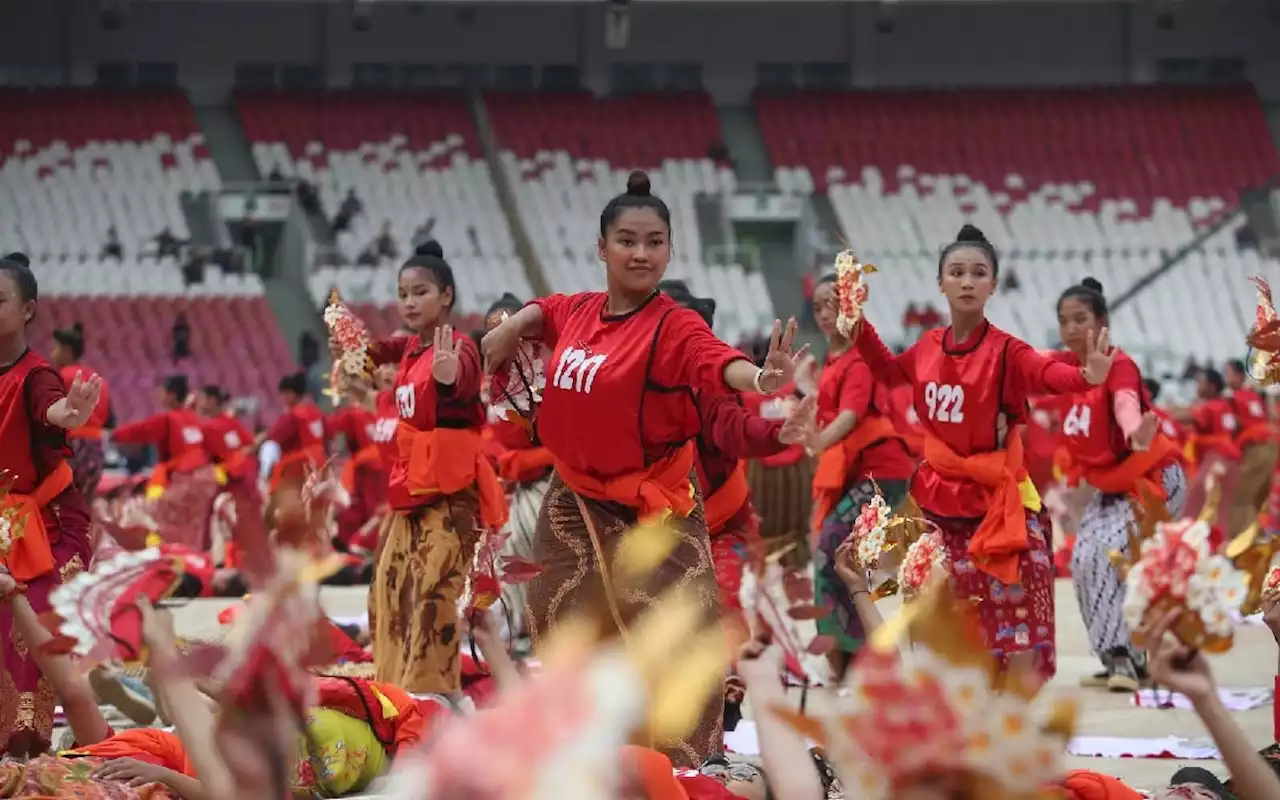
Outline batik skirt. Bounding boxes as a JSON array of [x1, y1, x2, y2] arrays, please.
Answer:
[[369, 491, 481, 695], [525, 473, 723, 769], [930, 509, 1058, 680], [746, 457, 814, 567]]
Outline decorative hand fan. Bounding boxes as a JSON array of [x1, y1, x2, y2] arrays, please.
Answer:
[[1114, 490, 1249, 653], [898, 528, 949, 600], [490, 323, 546, 430], [1246, 276, 1280, 385], [847, 490, 931, 600], [771, 586, 1078, 800], [43, 548, 188, 664], [458, 528, 543, 620], [739, 559, 834, 684], [833, 250, 877, 337], [323, 289, 373, 406], [0, 471, 30, 558]]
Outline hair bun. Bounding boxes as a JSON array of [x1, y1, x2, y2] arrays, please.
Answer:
[[415, 240, 444, 259], [4, 251, 30, 268], [625, 170, 651, 197], [1081, 277, 1104, 294], [956, 224, 988, 244]]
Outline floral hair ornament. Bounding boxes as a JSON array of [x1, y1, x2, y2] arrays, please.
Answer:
[[383, 588, 729, 799], [323, 289, 373, 406], [848, 490, 932, 600], [40, 547, 189, 666], [1114, 485, 1249, 653], [770, 584, 1077, 800], [1246, 276, 1280, 386], [833, 249, 877, 337]]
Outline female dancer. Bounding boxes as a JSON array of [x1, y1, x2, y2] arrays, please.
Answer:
[[810, 273, 915, 676], [195, 385, 257, 568], [49, 322, 111, 500], [742, 362, 813, 567], [483, 292, 553, 640], [328, 384, 387, 550], [0, 255, 101, 756], [259, 372, 327, 492], [351, 240, 507, 696], [482, 171, 806, 766], [110, 375, 218, 551], [853, 225, 1115, 678], [1055, 279, 1184, 691]]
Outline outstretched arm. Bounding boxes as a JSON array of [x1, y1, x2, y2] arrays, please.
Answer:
[[852, 321, 913, 387], [697, 391, 787, 460], [1009, 340, 1091, 395]]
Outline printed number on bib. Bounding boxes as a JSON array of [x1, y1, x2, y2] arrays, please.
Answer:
[[1222, 413, 1238, 432], [923, 382, 965, 423], [308, 420, 324, 439], [181, 426, 204, 445], [1161, 420, 1178, 437], [553, 347, 607, 395], [1063, 404, 1092, 438]]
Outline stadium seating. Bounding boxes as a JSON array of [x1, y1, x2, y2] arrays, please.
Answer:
[[28, 259, 293, 424], [758, 86, 1280, 360], [0, 88, 218, 262], [485, 91, 775, 344], [236, 90, 532, 318]]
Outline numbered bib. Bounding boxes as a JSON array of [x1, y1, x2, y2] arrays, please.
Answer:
[[923, 382, 966, 423]]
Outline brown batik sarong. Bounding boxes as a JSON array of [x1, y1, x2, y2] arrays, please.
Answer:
[[525, 473, 724, 769], [746, 456, 814, 567], [369, 490, 481, 695]]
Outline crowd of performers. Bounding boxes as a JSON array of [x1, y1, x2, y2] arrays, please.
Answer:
[[2, 171, 1280, 799]]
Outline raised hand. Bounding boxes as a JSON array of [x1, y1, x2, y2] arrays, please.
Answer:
[[480, 319, 520, 376], [759, 317, 812, 394], [432, 325, 460, 385], [1129, 411, 1159, 452], [61, 371, 102, 427], [1141, 607, 1215, 704], [778, 394, 818, 451], [1082, 327, 1116, 385]]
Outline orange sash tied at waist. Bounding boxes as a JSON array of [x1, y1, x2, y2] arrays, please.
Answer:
[[67, 425, 103, 441], [1187, 432, 1241, 466], [554, 441, 697, 525], [1063, 435, 1179, 501], [1, 461, 72, 582], [923, 429, 1031, 585], [340, 444, 386, 492], [496, 446, 555, 485], [704, 461, 751, 535], [268, 444, 327, 492], [394, 424, 508, 528], [810, 415, 898, 534], [1238, 421, 1278, 448]]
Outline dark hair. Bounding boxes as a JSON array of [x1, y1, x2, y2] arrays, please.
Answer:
[[816, 272, 837, 287], [1057, 277, 1108, 321], [400, 240, 456, 311], [278, 372, 307, 395], [53, 321, 85, 360], [1201, 367, 1225, 394], [0, 255, 38, 323], [469, 329, 485, 351], [201, 384, 228, 404], [162, 374, 190, 400], [485, 292, 523, 318], [657, 279, 717, 328], [599, 170, 671, 236], [1225, 358, 1247, 376], [938, 224, 999, 278], [1144, 378, 1162, 401]]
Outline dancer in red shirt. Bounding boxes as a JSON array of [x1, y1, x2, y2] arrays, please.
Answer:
[[810, 274, 914, 677], [49, 322, 111, 500], [1225, 358, 1278, 532], [110, 375, 219, 550], [342, 240, 507, 697], [853, 225, 1114, 678], [482, 172, 806, 765], [1054, 279, 1185, 691], [328, 385, 387, 549], [483, 293, 552, 640], [259, 373, 327, 492], [1179, 368, 1242, 529], [0, 254, 101, 756], [195, 386, 258, 568]]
